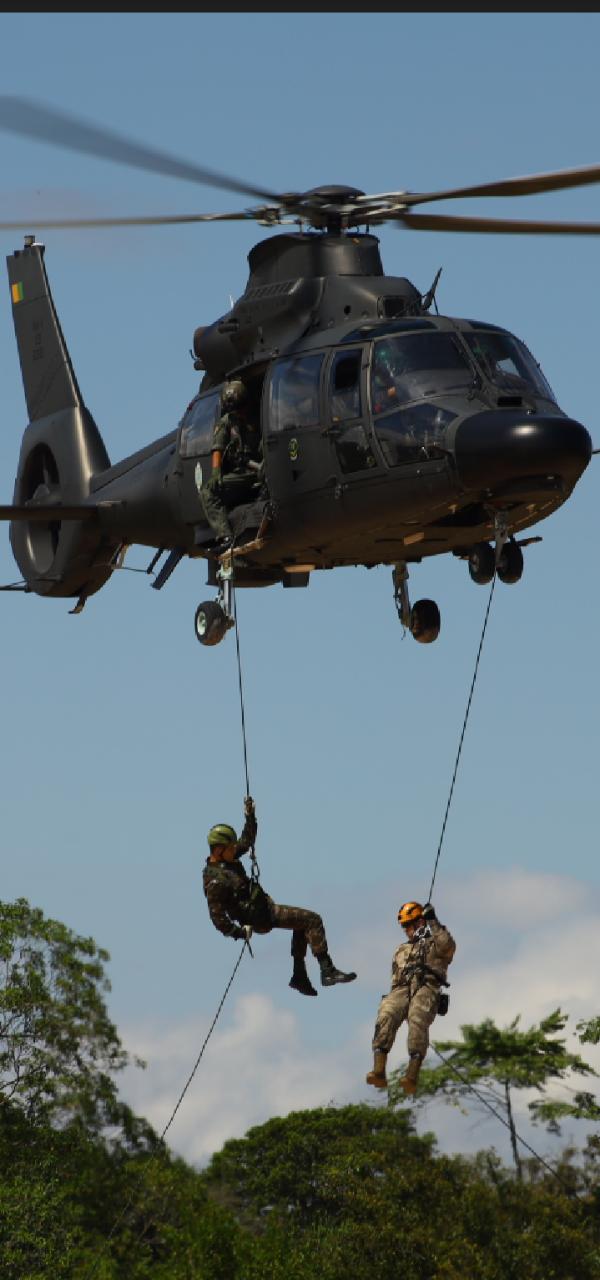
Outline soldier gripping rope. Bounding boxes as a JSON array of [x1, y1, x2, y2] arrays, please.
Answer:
[[366, 901, 456, 1095], [202, 797, 357, 996]]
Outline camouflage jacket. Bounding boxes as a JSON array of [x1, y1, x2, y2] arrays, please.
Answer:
[[390, 919, 456, 991], [202, 812, 272, 937], [212, 411, 260, 474]]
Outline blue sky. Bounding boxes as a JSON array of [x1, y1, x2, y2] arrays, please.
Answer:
[[0, 12, 599, 1165]]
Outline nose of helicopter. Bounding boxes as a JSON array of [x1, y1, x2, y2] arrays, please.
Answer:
[[453, 411, 592, 494]]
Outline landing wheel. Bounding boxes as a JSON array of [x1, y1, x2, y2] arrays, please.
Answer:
[[497, 540, 523, 584], [410, 598, 441, 644], [468, 541, 495, 585], [194, 601, 230, 647]]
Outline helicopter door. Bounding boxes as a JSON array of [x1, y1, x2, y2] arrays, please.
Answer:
[[177, 389, 222, 524], [324, 348, 378, 480], [264, 353, 327, 498]]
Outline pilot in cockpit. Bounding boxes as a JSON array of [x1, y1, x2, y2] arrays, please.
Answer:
[[371, 341, 408, 415]]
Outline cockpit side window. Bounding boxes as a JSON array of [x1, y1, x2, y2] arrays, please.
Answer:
[[268, 355, 323, 432], [463, 331, 557, 403], [179, 390, 222, 458], [330, 350, 362, 421]]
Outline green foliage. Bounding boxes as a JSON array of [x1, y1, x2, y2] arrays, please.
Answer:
[[577, 1015, 600, 1045], [205, 1101, 426, 1223], [388, 1009, 598, 1170], [391, 1009, 596, 1097], [0, 897, 145, 1135], [529, 1012, 598, 1135], [2, 897, 599, 1279], [202, 1104, 600, 1280], [0, 1100, 243, 1279]]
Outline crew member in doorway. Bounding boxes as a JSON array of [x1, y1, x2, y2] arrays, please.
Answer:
[[203, 797, 357, 996], [366, 901, 456, 1094], [203, 379, 262, 551]]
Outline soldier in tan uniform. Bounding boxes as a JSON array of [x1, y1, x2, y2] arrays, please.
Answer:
[[202, 797, 357, 997], [366, 900, 456, 1095]]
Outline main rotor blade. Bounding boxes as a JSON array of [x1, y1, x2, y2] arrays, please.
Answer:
[[0, 96, 280, 204], [0, 210, 257, 231], [400, 162, 600, 208], [398, 211, 600, 235]]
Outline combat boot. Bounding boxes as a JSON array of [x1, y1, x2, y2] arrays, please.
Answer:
[[318, 953, 357, 987], [399, 1052, 423, 1096], [289, 958, 318, 997], [366, 1050, 388, 1089]]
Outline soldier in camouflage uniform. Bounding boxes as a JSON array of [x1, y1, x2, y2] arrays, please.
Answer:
[[366, 901, 456, 1095], [202, 379, 262, 550], [203, 797, 357, 997]]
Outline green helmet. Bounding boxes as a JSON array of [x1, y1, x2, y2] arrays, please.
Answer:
[[208, 823, 237, 847], [221, 379, 246, 410]]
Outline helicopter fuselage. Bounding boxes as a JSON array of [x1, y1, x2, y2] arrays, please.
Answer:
[[85, 312, 592, 587], [4, 236, 592, 607]]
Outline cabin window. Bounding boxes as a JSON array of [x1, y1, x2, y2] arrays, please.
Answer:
[[329, 349, 362, 422], [179, 390, 221, 458], [269, 355, 323, 432]]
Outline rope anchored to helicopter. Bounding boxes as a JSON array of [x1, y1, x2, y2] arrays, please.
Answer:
[[1, 96, 599, 1258]]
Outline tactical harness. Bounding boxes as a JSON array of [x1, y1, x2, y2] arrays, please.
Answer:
[[206, 862, 272, 934], [397, 933, 450, 1016]]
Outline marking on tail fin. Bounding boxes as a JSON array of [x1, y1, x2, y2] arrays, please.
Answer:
[[7, 240, 82, 422]]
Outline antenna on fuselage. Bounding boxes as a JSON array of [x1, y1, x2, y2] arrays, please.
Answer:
[[422, 267, 443, 314]]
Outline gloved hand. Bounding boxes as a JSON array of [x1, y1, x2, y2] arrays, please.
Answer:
[[242, 924, 253, 942], [244, 795, 255, 816], [231, 926, 246, 941], [422, 903, 437, 921], [212, 466, 222, 485]]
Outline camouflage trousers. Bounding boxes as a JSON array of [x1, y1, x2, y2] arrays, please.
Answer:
[[202, 475, 232, 540], [254, 901, 327, 960], [372, 983, 439, 1058]]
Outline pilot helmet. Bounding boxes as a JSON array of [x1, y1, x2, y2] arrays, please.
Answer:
[[221, 379, 247, 410]]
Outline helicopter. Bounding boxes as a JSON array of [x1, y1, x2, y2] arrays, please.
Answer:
[[0, 98, 596, 647]]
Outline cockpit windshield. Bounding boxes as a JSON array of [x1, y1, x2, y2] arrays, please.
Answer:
[[370, 332, 474, 416], [462, 329, 557, 403]]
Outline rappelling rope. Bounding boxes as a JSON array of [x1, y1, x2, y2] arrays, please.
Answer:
[[422, 580, 585, 1200], [84, 584, 258, 1275], [83, 941, 250, 1279], [426, 575, 496, 903], [233, 584, 260, 882]]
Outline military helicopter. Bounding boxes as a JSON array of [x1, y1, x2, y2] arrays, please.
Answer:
[[0, 99, 596, 647]]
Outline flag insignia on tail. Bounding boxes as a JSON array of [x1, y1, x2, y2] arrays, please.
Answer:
[[11, 282, 24, 304]]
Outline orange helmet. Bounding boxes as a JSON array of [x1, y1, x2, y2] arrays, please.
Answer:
[[398, 901, 424, 926]]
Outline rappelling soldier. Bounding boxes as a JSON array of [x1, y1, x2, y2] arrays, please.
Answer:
[[203, 797, 357, 996], [202, 379, 263, 551], [366, 901, 456, 1095]]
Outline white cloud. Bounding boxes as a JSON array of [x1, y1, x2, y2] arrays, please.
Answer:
[[121, 993, 361, 1165], [119, 866, 600, 1169]]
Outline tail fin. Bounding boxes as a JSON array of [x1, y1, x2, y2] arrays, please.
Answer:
[[7, 239, 116, 600], [7, 238, 81, 421]]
